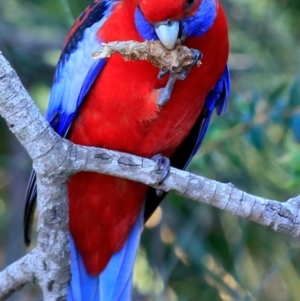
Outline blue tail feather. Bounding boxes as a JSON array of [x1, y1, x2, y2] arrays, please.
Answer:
[[68, 209, 144, 301]]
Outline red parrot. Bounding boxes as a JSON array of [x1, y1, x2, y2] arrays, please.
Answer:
[[24, 0, 230, 300]]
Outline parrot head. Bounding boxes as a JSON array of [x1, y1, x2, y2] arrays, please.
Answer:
[[135, 0, 218, 49]]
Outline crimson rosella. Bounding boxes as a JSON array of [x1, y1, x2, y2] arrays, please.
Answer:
[[24, 0, 230, 300]]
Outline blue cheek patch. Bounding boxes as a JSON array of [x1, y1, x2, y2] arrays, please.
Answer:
[[183, 0, 217, 37], [134, 8, 158, 41]]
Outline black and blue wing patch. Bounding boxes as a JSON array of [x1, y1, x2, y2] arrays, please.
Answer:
[[62, 0, 112, 61], [185, 64, 230, 167]]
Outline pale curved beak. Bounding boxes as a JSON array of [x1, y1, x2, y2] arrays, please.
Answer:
[[155, 21, 179, 50]]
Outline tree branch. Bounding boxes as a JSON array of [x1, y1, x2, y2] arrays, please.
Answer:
[[0, 253, 33, 300], [0, 47, 299, 300]]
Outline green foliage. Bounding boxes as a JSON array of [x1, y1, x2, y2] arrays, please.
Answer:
[[0, 0, 300, 300]]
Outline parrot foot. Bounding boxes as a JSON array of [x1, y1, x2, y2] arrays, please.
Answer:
[[151, 154, 170, 197], [176, 48, 203, 80], [157, 49, 202, 106], [151, 154, 170, 184], [156, 189, 164, 197], [157, 69, 168, 80]]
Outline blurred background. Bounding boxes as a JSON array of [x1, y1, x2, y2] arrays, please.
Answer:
[[0, 0, 300, 300]]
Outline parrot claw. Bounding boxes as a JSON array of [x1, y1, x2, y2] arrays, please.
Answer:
[[177, 49, 202, 80], [151, 154, 170, 186], [158, 69, 169, 80], [190, 48, 203, 65], [157, 49, 202, 106], [155, 189, 164, 197]]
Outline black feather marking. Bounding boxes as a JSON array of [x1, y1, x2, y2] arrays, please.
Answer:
[[62, 0, 111, 59], [79, 11, 86, 22], [24, 171, 37, 245]]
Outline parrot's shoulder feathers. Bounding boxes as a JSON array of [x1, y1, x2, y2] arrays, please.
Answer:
[[62, 0, 114, 60]]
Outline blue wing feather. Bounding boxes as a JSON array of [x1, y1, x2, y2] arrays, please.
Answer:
[[47, 58, 106, 136], [216, 65, 230, 115], [183, 65, 231, 168], [46, 0, 114, 137]]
